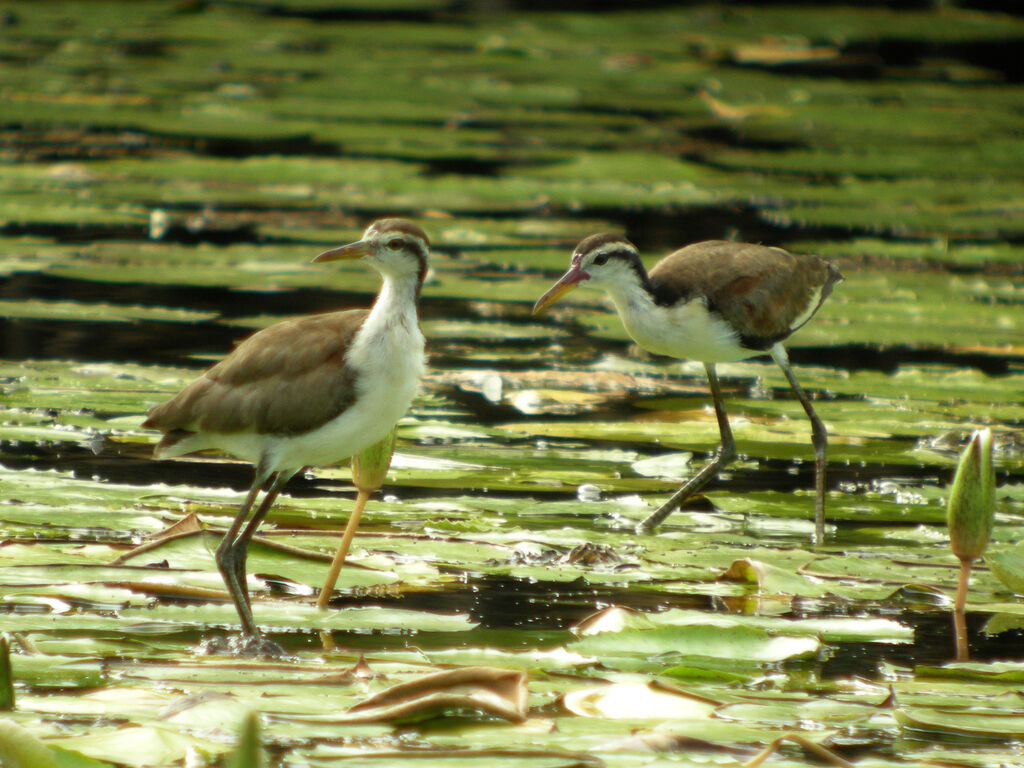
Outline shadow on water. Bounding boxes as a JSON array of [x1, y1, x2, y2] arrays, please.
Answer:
[[3, 271, 1021, 375], [0, 435, 944, 507], [248, 575, 1024, 677], [10, 200, 1024, 250], [7, 315, 1020, 376]]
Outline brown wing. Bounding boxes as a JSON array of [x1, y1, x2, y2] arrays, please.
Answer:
[[648, 240, 841, 347], [143, 310, 367, 437]]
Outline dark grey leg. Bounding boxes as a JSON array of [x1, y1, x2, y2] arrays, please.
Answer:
[[771, 344, 827, 545], [215, 470, 268, 638], [636, 363, 736, 533], [216, 469, 296, 638]]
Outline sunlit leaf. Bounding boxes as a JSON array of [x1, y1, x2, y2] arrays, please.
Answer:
[[649, 608, 913, 644], [572, 625, 820, 663], [0, 719, 60, 768], [52, 725, 225, 768], [896, 706, 1024, 739], [572, 606, 656, 636], [562, 680, 718, 719], [720, 558, 828, 597], [987, 549, 1024, 594]]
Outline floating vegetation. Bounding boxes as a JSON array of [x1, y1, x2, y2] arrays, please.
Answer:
[[1, 1, 1022, 766]]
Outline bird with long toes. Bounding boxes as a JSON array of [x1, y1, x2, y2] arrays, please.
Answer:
[[533, 233, 841, 544], [143, 218, 429, 654]]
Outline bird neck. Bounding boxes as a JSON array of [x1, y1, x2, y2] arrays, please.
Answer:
[[600, 270, 660, 317], [368, 272, 421, 328]]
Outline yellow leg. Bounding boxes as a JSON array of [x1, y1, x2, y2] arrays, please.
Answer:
[[317, 488, 371, 610]]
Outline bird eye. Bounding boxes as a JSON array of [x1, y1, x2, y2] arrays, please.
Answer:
[[387, 238, 404, 249], [592, 253, 609, 266]]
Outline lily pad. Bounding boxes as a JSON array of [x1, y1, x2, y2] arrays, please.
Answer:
[[571, 625, 820, 664]]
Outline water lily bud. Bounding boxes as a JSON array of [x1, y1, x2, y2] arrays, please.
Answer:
[[0, 634, 12, 711], [947, 428, 995, 563], [351, 428, 397, 492]]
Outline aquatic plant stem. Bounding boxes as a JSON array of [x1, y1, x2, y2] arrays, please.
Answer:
[[954, 556, 972, 660], [955, 557, 972, 615], [317, 489, 371, 610]]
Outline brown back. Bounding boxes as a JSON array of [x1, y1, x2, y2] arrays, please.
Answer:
[[648, 240, 841, 348], [143, 310, 368, 437]]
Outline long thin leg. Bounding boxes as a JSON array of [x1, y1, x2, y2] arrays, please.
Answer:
[[771, 344, 827, 545], [219, 469, 296, 637], [317, 487, 371, 610], [235, 468, 299, 564], [215, 464, 294, 638], [215, 468, 270, 637], [636, 363, 736, 533], [225, 475, 282, 631]]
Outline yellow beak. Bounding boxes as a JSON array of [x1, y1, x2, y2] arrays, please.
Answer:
[[313, 239, 371, 263], [532, 264, 588, 315]]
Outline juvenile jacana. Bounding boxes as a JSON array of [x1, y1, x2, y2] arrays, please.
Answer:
[[533, 234, 841, 543], [143, 218, 428, 647]]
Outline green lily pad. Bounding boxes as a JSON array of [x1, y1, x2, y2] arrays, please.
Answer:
[[896, 706, 1024, 739], [571, 625, 820, 664], [986, 549, 1024, 594]]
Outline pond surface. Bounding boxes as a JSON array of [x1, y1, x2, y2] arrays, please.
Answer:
[[1, 1, 1023, 766]]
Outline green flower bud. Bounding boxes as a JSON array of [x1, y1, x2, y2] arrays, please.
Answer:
[[351, 428, 397, 492], [947, 428, 995, 563], [0, 635, 12, 711]]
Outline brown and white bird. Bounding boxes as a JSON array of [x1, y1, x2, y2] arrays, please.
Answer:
[[533, 234, 841, 543], [143, 218, 428, 647]]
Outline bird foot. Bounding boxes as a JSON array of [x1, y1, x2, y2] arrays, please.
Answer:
[[196, 633, 286, 659]]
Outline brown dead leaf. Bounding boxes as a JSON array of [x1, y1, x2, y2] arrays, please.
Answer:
[[109, 513, 205, 565], [698, 90, 789, 121], [731, 40, 839, 66], [157, 512, 204, 539], [347, 654, 381, 681], [744, 732, 855, 768], [343, 666, 528, 724], [599, 730, 746, 754], [281, 667, 528, 725], [572, 605, 655, 636]]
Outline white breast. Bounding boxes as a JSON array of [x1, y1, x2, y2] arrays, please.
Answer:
[[614, 294, 753, 364], [269, 293, 425, 472]]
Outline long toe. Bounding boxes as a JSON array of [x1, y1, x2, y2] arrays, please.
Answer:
[[196, 633, 286, 658], [235, 634, 286, 659]]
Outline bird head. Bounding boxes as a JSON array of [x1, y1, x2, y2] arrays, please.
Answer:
[[532, 233, 642, 314], [314, 218, 429, 285]]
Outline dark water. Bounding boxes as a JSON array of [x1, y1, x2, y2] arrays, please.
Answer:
[[149, 575, 1020, 677]]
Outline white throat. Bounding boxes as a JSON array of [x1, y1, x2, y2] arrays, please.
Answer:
[[352, 272, 424, 386], [600, 276, 655, 317], [367, 272, 420, 333]]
